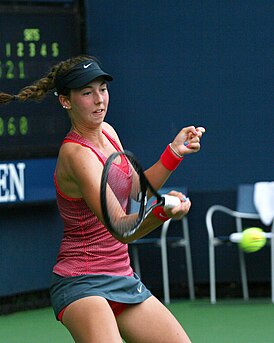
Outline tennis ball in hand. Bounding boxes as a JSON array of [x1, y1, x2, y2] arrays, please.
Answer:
[[239, 227, 266, 253]]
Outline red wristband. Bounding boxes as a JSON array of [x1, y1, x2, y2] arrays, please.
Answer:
[[152, 201, 170, 222], [160, 144, 184, 171]]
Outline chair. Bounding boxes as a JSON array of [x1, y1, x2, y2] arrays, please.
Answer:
[[206, 184, 274, 304], [129, 187, 195, 304]]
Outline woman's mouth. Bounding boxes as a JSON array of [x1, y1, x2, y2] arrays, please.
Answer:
[[94, 109, 104, 114]]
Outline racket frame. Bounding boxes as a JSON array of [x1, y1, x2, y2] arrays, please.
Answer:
[[100, 150, 178, 238]]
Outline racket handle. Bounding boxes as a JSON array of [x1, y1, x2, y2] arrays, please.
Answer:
[[162, 194, 181, 209]]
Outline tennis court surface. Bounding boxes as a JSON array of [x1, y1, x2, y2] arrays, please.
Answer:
[[1, 299, 274, 342]]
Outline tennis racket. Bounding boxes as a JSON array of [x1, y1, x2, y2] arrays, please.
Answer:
[[100, 150, 181, 239]]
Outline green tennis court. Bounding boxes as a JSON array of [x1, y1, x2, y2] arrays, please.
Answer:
[[1, 299, 274, 342]]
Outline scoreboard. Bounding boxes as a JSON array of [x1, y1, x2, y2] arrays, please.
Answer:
[[0, 1, 83, 203], [0, 1, 82, 160]]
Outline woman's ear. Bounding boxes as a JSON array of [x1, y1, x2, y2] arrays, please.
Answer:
[[59, 95, 71, 109]]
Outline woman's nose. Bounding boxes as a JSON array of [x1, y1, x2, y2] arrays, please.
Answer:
[[94, 91, 103, 104]]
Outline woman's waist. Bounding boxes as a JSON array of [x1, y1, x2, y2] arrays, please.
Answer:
[[53, 252, 133, 277]]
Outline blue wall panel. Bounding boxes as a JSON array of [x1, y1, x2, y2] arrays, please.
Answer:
[[0, 204, 63, 296], [85, 0, 273, 191]]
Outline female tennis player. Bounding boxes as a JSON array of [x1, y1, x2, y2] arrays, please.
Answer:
[[0, 55, 205, 343]]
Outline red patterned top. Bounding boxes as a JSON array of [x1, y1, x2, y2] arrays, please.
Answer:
[[53, 130, 133, 277]]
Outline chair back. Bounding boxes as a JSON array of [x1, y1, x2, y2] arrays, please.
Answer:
[[236, 184, 257, 214]]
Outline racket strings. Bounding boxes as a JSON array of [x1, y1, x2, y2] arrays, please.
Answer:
[[101, 150, 148, 237], [104, 163, 143, 235]]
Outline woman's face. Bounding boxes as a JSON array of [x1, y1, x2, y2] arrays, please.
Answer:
[[67, 77, 110, 129]]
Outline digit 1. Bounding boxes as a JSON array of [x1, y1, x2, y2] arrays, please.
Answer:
[[6, 43, 11, 57], [18, 61, 25, 79]]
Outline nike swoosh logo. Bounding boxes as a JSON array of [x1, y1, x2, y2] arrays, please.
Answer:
[[83, 63, 93, 69], [137, 284, 142, 293]]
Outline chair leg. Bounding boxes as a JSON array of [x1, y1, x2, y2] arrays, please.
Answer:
[[161, 243, 170, 304], [160, 230, 170, 305], [236, 218, 249, 300], [238, 249, 249, 301], [182, 217, 195, 300], [131, 245, 141, 278], [209, 242, 216, 304]]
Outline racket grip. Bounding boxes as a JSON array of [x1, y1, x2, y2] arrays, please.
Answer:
[[162, 194, 181, 209]]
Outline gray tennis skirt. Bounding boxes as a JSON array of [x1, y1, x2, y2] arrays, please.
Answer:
[[50, 272, 152, 319]]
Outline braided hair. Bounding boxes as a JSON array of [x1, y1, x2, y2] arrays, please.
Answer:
[[0, 55, 97, 104]]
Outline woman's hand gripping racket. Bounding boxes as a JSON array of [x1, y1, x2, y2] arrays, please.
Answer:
[[100, 150, 181, 239]]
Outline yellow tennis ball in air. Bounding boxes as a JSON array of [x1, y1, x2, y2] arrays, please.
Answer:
[[239, 227, 266, 253]]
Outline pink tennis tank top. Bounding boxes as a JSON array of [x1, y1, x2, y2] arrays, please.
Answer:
[[53, 130, 133, 277]]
